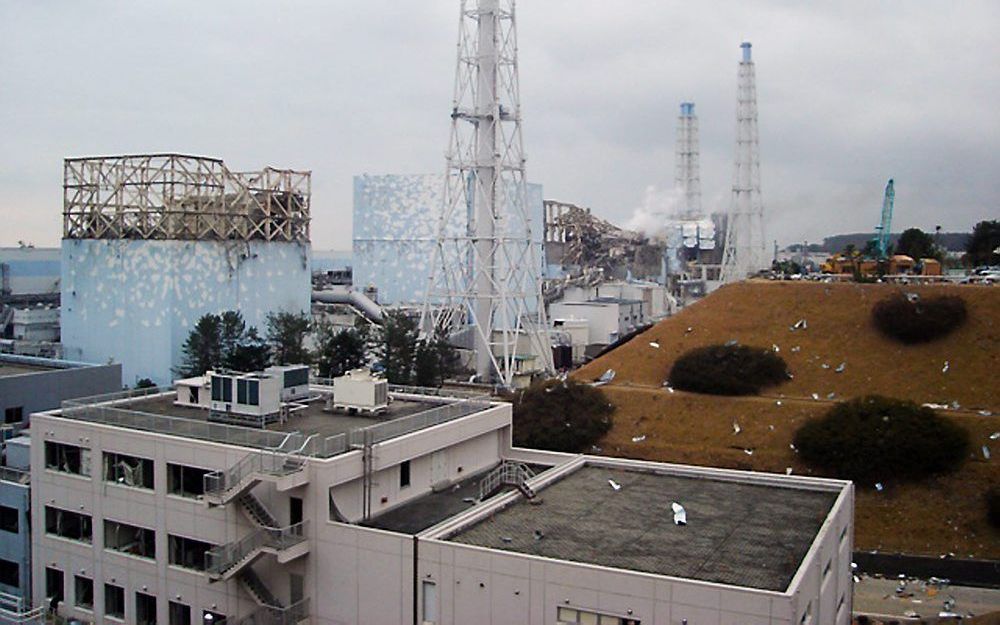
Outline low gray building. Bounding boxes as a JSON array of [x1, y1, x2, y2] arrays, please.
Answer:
[[0, 355, 121, 430]]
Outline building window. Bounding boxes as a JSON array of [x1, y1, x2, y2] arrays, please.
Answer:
[[167, 463, 210, 498], [169, 600, 191, 625], [44, 441, 91, 476], [136, 591, 157, 625], [3, 407, 23, 424], [422, 581, 438, 624], [0, 505, 19, 533], [400, 460, 411, 488], [104, 519, 155, 559], [104, 451, 154, 489], [168, 534, 213, 571], [0, 558, 18, 587], [105, 583, 125, 620], [45, 567, 64, 604], [45, 506, 92, 542], [74, 575, 93, 611]]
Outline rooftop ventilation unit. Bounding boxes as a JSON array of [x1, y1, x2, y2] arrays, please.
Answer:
[[265, 364, 311, 401], [207, 370, 282, 425], [330, 369, 388, 415]]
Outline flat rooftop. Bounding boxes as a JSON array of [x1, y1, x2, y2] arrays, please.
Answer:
[[124, 394, 435, 440], [362, 463, 552, 535], [0, 362, 57, 378], [447, 465, 838, 592]]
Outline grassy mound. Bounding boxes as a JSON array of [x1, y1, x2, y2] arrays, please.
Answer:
[[512, 379, 613, 452], [794, 395, 969, 485], [872, 292, 967, 344], [667, 344, 789, 396]]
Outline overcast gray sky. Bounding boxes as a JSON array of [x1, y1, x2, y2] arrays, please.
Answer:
[[2, 1, 997, 250]]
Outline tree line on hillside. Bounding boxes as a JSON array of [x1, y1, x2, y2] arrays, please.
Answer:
[[177, 309, 459, 387], [832, 220, 999, 266]]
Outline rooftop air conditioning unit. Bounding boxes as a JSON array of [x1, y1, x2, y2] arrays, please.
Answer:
[[331, 369, 388, 415], [266, 364, 311, 401]]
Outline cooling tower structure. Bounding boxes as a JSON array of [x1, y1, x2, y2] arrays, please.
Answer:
[[61, 154, 311, 385], [422, 0, 552, 387], [720, 42, 767, 283]]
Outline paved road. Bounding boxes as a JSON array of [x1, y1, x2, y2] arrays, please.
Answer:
[[854, 576, 1000, 620]]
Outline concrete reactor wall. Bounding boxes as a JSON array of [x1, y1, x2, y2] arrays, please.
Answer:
[[60, 239, 310, 385]]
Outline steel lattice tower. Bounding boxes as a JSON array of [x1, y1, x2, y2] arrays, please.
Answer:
[[721, 42, 766, 283], [422, 0, 552, 386], [675, 102, 702, 220]]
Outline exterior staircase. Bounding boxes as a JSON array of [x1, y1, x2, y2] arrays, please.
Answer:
[[239, 492, 280, 528], [203, 448, 308, 507], [238, 567, 283, 608], [478, 461, 536, 501]]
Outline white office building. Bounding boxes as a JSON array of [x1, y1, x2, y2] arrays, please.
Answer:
[[30, 380, 853, 625]]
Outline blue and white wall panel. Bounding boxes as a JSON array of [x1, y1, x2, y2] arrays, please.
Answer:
[[61, 239, 310, 385], [352, 174, 545, 306]]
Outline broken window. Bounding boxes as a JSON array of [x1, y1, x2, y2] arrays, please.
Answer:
[[104, 451, 154, 489], [169, 600, 191, 625], [0, 505, 19, 534], [74, 575, 93, 610], [400, 460, 411, 488], [136, 591, 157, 625], [44, 441, 91, 476], [167, 463, 209, 498], [3, 407, 23, 424], [45, 567, 64, 603], [104, 519, 155, 559], [45, 506, 92, 542], [105, 583, 125, 620], [0, 559, 18, 588], [557, 607, 638, 625], [168, 534, 213, 571]]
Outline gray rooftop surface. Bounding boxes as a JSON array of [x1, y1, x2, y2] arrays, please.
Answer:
[[0, 363, 56, 378], [125, 394, 436, 440], [362, 463, 551, 535], [448, 465, 838, 591]]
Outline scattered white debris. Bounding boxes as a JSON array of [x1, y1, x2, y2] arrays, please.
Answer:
[[791, 318, 808, 331], [649, 341, 660, 349], [533, 529, 544, 541], [980, 410, 994, 417], [462, 497, 476, 503], [743, 448, 754, 456], [990, 432, 1000, 440], [608, 479, 622, 491], [725, 339, 738, 347], [875, 482, 884, 492], [666, 385, 675, 393], [941, 360, 950, 373], [785, 467, 793, 475], [853, 575, 861, 584], [905, 292, 920, 303], [790, 345, 801, 352], [811, 393, 820, 401], [631, 435, 646, 443], [732, 421, 742, 435], [772, 343, 780, 352], [821, 363, 830, 370], [834, 362, 846, 373], [950, 401, 961, 410], [593, 369, 616, 386], [671, 502, 687, 525], [789, 443, 798, 452], [775, 400, 783, 406], [983, 445, 991, 460], [501, 536, 512, 543], [685, 326, 693, 334], [827, 392, 837, 400], [923, 403, 949, 410], [768, 424, 775, 431]]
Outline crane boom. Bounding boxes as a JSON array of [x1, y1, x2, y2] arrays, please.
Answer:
[[875, 178, 894, 258]]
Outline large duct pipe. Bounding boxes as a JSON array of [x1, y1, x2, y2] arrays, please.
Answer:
[[312, 287, 384, 323]]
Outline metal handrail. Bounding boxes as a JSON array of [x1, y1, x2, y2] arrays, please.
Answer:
[[204, 448, 306, 498], [233, 597, 310, 625], [478, 461, 535, 501], [205, 521, 308, 577], [348, 396, 491, 447]]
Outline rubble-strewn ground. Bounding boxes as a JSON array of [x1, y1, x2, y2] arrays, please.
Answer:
[[574, 281, 1000, 559], [853, 577, 1000, 622]]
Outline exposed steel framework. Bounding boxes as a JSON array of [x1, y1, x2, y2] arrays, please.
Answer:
[[63, 154, 310, 242], [422, 0, 552, 386], [721, 43, 766, 283]]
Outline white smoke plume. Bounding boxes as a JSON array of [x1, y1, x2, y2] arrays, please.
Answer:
[[624, 185, 683, 238]]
